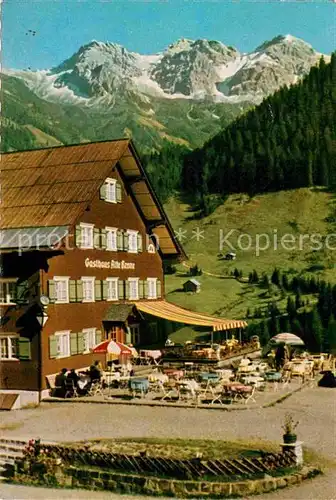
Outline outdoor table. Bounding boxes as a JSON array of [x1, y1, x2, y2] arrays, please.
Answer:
[[164, 369, 184, 379], [130, 378, 149, 393], [264, 371, 282, 381], [102, 371, 120, 386], [199, 372, 220, 382], [148, 372, 169, 383], [215, 369, 234, 379]]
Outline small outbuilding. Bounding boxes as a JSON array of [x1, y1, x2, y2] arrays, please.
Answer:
[[183, 279, 201, 293]]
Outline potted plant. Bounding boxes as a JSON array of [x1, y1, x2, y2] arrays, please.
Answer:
[[282, 413, 299, 443]]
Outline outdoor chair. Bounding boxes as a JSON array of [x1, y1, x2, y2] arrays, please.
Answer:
[[243, 385, 257, 404], [64, 380, 79, 398], [160, 382, 177, 401], [87, 380, 104, 397]]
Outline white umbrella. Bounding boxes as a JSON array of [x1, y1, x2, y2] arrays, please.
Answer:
[[270, 333, 305, 346]]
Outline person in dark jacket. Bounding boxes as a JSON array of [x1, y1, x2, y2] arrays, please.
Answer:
[[318, 371, 336, 388], [54, 368, 68, 397], [67, 368, 79, 387]]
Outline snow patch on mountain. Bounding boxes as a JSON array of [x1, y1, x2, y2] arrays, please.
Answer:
[[7, 34, 326, 107]]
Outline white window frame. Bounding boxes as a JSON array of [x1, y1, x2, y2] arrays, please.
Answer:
[[106, 277, 119, 301], [55, 330, 71, 358], [105, 178, 117, 203], [0, 280, 17, 305], [127, 229, 138, 253], [83, 328, 97, 353], [128, 278, 139, 300], [54, 277, 70, 304], [81, 277, 95, 303], [106, 227, 118, 251], [0, 335, 19, 360], [80, 222, 94, 249], [147, 278, 157, 299]]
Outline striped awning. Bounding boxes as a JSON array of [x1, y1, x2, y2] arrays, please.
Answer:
[[136, 300, 247, 332]]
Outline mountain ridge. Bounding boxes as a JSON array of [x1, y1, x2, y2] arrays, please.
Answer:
[[2, 34, 328, 154]]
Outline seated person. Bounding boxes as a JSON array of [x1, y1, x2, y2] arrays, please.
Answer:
[[67, 368, 79, 387], [54, 368, 68, 397], [89, 360, 103, 383], [318, 371, 336, 388]]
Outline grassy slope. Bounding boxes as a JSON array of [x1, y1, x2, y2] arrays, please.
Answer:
[[164, 188, 336, 329]]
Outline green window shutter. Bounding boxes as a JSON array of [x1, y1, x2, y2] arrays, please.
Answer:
[[100, 183, 107, 200], [48, 280, 56, 303], [77, 332, 84, 354], [102, 280, 108, 300], [95, 329, 102, 345], [100, 229, 107, 250], [144, 280, 149, 299], [157, 279, 162, 298], [118, 280, 124, 300], [123, 232, 129, 251], [70, 332, 78, 356], [75, 225, 82, 247], [76, 280, 83, 302], [16, 280, 29, 304], [117, 230, 124, 251], [116, 182, 122, 203], [18, 337, 31, 360], [93, 228, 101, 249], [95, 280, 102, 301], [137, 233, 143, 253], [125, 281, 130, 300], [139, 280, 145, 299], [69, 280, 77, 303], [49, 335, 58, 359]]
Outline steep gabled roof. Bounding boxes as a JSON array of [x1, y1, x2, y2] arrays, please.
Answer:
[[1, 139, 186, 259]]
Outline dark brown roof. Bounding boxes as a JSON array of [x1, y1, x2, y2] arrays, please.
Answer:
[[1, 139, 186, 259], [103, 304, 136, 322], [1, 140, 129, 228]]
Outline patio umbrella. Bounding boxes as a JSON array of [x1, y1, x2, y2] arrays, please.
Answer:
[[93, 340, 133, 356], [269, 333, 305, 346]]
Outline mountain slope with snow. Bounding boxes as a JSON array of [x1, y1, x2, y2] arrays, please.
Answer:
[[2, 34, 327, 153]]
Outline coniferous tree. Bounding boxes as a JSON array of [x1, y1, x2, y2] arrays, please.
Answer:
[[308, 309, 324, 353], [271, 268, 281, 287], [326, 314, 336, 354]]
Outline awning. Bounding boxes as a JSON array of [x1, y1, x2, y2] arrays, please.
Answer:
[[0, 226, 69, 250], [136, 300, 247, 332]]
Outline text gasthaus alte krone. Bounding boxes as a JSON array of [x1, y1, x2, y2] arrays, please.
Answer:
[[84, 258, 135, 270]]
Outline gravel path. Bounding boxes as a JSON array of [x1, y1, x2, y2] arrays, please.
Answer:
[[0, 386, 335, 499]]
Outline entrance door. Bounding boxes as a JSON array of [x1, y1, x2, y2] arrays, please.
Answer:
[[129, 324, 140, 346]]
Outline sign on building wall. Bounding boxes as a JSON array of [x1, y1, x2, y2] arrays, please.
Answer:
[[85, 258, 135, 270]]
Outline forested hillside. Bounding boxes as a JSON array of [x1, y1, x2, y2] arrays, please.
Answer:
[[181, 54, 335, 201]]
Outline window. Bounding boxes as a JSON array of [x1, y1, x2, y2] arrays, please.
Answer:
[[106, 227, 118, 251], [147, 278, 157, 299], [83, 328, 96, 353], [54, 277, 69, 304], [55, 331, 70, 358], [82, 277, 95, 302], [100, 178, 121, 203], [127, 230, 138, 253], [129, 325, 140, 345], [128, 278, 139, 300], [79, 223, 94, 249], [110, 326, 118, 341], [0, 280, 17, 304], [106, 278, 119, 301], [0, 335, 18, 359]]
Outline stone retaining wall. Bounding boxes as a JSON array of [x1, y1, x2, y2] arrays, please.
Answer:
[[10, 465, 321, 498]]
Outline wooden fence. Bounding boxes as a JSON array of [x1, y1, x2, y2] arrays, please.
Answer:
[[37, 443, 296, 480]]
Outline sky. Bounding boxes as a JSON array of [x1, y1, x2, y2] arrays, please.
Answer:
[[3, 0, 336, 70]]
